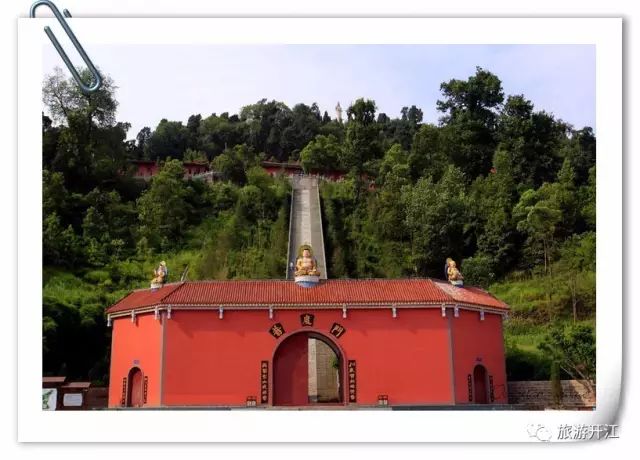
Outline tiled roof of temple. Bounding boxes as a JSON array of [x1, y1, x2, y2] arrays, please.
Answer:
[[107, 278, 508, 314]]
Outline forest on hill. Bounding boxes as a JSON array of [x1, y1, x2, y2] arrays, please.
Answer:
[[42, 67, 595, 390]]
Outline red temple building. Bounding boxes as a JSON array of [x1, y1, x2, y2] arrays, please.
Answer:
[[131, 160, 209, 180], [260, 161, 348, 182], [131, 159, 349, 184], [106, 278, 508, 408], [131, 160, 160, 179], [106, 176, 509, 409]]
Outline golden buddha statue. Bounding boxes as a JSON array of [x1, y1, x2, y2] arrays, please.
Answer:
[[151, 261, 168, 286], [295, 245, 320, 277], [446, 258, 464, 286]]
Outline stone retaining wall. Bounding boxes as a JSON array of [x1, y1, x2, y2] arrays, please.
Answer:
[[508, 380, 595, 409]]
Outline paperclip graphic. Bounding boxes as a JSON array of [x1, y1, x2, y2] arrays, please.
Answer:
[[30, 0, 102, 94]]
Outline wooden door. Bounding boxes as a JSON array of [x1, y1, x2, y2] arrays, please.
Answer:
[[273, 333, 309, 406], [128, 368, 144, 407], [473, 365, 488, 404]]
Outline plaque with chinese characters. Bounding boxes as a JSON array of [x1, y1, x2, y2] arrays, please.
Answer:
[[348, 360, 357, 402], [330, 322, 346, 339], [260, 361, 269, 404], [120, 377, 127, 406], [300, 313, 315, 327], [269, 322, 285, 339]]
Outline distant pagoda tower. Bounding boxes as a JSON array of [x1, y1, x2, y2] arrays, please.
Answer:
[[335, 102, 343, 123]]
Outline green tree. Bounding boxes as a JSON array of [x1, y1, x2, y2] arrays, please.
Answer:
[[372, 148, 411, 241], [539, 323, 595, 396], [198, 112, 246, 158], [212, 145, 249, 185], [562, 127, 596, 186], [134, 127, 152, 159], [579, 166, 596, 231], [43, 67, 128, 193], [43, 213, 83, 266], [437, 67, 504, 180], [468, 149, 519, 274], [146, 119, 190, 161], [343, 98, 381, 195], [240, 99, 293, 161], [208, 181, 239, 214], [137, 159, 193, 248], [409, 124, 448, 181], [496, 95, 567, 188], [43, 170, 69, 219], [556, 232, 596, 322], [402, 165, 469, 275], [43, 67, 117, 128], [378, 144, 409, 183], [299, 134, 342, 173], [280, 103, 322, 158], [183, 148, 208, 162], [186, 114, 202, 150], [81, 188, 136, 264], [513, 188, 562, 274], [461, 255, 495, 287]]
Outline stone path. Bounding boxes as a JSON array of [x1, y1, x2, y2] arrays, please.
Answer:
[[287, 176, 327, 279]]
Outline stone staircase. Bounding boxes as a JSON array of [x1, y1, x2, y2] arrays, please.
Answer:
[[286, 176, 327, 280]]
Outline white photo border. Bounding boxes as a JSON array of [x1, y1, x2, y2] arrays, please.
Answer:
[[18, 17, 621, 442]]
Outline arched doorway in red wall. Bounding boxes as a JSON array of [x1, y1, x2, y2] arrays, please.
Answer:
[[127, 367, 144, 407], [273, 331, 343, 406], [473, 364, 488, 404]]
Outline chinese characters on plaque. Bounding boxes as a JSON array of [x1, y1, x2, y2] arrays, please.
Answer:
[[269, 323, 285, 339], [467, 374, 473, 402], [260, 361, 269, 404], [120, 377, 127, 406], [348, 360, 357, 402], [300, 313, 315, 327], [330, 322, 346, 338]]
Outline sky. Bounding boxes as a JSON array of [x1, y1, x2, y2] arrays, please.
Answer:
[[43, 44, 595, 139]]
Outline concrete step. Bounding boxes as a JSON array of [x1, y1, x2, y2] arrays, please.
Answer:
[[287, 176, 327, 279]]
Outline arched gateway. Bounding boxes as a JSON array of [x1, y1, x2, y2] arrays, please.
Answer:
[[272, 331, 343, 406]]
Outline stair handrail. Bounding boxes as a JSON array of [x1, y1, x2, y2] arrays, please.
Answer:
[[285, 176, 296, 279]]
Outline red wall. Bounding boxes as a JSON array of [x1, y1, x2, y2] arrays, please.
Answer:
[[337, 309, 452, 405], [134, 163, 159, 178], [162, 310, 275, 406], [108, 313, 163, 408], [109, 307, 506, 407], [450, 309, 508, 404], [160, 308, 455, 406]]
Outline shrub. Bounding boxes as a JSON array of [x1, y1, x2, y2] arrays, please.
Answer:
[[462, 255, 495, 288]]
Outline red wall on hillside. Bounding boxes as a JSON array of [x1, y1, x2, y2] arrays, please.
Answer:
[[108, 313, 163, 407], [450, 309, 508, 404]]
